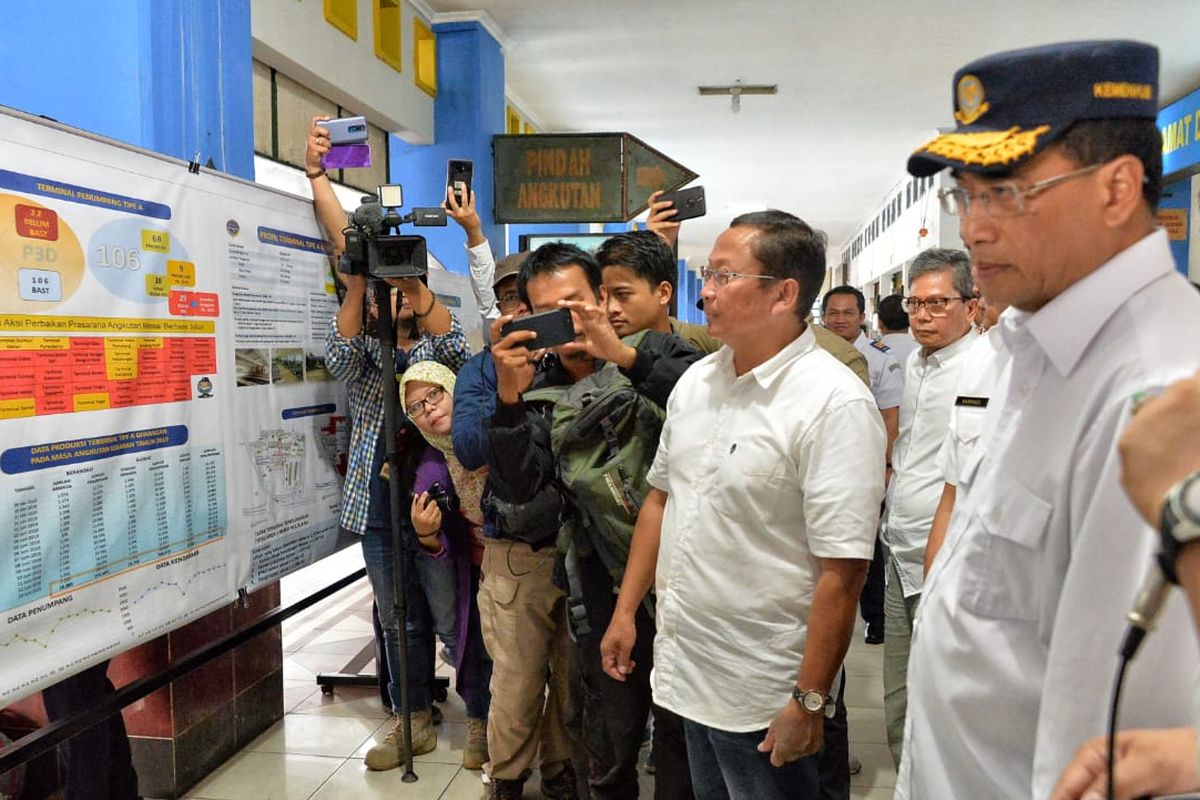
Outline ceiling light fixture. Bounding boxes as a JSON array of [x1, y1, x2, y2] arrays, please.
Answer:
[[698, 80, 777, 113]]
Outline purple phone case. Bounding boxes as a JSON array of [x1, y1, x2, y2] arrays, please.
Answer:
[[322, 144, 372, 169]]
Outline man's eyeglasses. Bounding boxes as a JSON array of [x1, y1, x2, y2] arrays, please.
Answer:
[[937, 163, 1103, 218], [405, 385, 446, 419], [700, 266, 780, 288], [901, 296, 972, 316], [497, 291, 521, 309]]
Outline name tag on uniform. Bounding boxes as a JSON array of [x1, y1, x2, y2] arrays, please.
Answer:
[[955, 395, 989, 408]]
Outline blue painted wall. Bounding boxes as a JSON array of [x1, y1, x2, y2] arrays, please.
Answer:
[[1161, 177, 1192, 276], [0, 0, 254, 179]]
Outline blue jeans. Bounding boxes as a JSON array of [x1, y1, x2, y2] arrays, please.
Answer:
[[414, 551, 458, 660], [362, 525, 490, 718], [683, 718, 820, 800], [361, 524, 432, 713]]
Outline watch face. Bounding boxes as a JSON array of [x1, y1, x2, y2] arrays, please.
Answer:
[[1181, 473, 1200, 524], [802, 692, 824, 713]]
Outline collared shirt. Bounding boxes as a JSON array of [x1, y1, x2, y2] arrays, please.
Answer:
[[897, 230, 1200, 800], [853, 332, 903, 409], [326, 314, 469, 535], [936, 330, 1003, 487], [882, 331, 976, 597], [646, 326, 885, 732], [882, 331, 920, 368]]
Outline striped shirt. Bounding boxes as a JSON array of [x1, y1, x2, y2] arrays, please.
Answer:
[[326, 313, 469, 535]]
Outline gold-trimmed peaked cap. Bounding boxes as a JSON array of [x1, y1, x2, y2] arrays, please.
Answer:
[[908, 40, 1159, 177]]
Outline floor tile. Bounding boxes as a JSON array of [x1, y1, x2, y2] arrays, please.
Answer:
[[851, 785, 899, 800], [308, 759, 459, 799], [185, 751, 342, 800], [246, 714, 386, 758], [850, 742, 897, 788], [843, 647, 885, 677], [290, 629, 375, 656], [284, 680, 320, 713], [844, 671, 885, 710], [291, 684, 392, 719], [847, 704, 889, 744]]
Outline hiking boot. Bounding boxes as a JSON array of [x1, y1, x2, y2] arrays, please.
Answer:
[[463, 717, 489, 770], [364, 709, 437, 771], [540, 761, 579, 800], [486, 777, 525, 800]]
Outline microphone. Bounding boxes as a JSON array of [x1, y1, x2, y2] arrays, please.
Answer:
[[1119, 552, 1174, 660], [351, 199, 384, 234]]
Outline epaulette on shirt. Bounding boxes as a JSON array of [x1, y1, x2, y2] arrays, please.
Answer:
[[869, 340, 891, 353]]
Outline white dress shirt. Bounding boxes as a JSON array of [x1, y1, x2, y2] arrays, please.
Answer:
[[466, 239, 498, 321], [853, 332, 904, 410], [883, 331, 920, 368], [936, 330, 1003, 488], [646, 326, 885, 732], [896, 230, 1200, 800], [883, 331, 976, 597]]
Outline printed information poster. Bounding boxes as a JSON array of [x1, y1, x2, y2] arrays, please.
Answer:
[[0, 108, 348, 703]]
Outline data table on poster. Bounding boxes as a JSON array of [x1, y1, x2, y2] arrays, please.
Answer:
[[0, 335, 217, 418], [3, 445, 227, 613]]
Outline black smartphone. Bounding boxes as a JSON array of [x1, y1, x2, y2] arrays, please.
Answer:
[[325, 115, 369, 145], [501, 307, 576, 349], [447, 159, 473, 205], [658, 185, 706, 221]]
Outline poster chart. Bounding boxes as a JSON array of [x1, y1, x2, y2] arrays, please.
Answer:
[[0, 108, 350, 704]]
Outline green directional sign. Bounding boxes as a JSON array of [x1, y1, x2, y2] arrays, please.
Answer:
[[493, 133, 697, 224]]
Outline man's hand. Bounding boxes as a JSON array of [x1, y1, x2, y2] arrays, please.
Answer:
[[444, 187, 485, 246], [1050, 727, 1199, 800], [757, 701, 824, 767], [490, 315, 537, 404], [306, 115, 331, 175], [558, 300, 636, 369], [599, 609, 638, 681], [1118, 372, 1200, 526], [645, 190, 681, 248], [410, 493, 443, 546]]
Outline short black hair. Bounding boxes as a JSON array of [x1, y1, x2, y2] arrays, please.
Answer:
[[1052, 118, 1163, 210], [822, 285, 865, 314], [595, 231, 677, 293], [518, 242, 603, 307], [877, 294, 908, 331], [728, 210, 826, 317]]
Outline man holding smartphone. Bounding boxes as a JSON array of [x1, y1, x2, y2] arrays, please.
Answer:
[[487, 242, 702, 800]]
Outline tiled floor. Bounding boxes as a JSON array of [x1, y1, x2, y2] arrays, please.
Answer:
[[183, 547, 896, 799]]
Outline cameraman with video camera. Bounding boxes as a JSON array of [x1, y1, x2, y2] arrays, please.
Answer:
[[307, 117, 470, 772]]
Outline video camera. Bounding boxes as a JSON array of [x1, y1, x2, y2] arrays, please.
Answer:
[[340, 184, 448, 280]]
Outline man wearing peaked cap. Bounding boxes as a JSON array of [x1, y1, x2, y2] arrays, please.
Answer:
[[896, 40, 1200, 799]]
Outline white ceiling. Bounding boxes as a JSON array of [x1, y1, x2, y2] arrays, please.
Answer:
[[427, 0, 1200, 264]]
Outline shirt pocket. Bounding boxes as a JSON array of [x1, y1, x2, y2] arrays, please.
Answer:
[[709, 439, 788, 522], [959, 472, 1052, 622]]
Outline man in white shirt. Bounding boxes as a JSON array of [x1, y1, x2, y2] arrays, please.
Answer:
[[822, 285, 902, 649], [876, 295, 920, 367], [897, 40, 1200, 799], [599, 211, 885, 799], [879, 248, 977, 768]]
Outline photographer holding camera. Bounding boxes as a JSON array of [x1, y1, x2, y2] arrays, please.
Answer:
[[307, 118, 471, 772]]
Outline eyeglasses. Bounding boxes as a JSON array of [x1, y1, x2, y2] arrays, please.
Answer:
[[937, 163, 1103, 218], [700, 266, 780, 288], [901, 296, 972, 316], [497, 291, 521, 309], [405, 385, 445, 419]]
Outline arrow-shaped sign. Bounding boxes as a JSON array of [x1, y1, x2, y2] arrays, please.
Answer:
[[492, 133, 697, 224]]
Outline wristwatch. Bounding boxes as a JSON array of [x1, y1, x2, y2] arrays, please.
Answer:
[[1159, 471, 1200, 584], [791, 687, 833, 718]]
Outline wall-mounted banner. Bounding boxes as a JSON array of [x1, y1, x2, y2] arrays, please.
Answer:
[[1160, 85, 1200, 178], [492, 133, 697, 224], [0, 107, 350, 704]]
